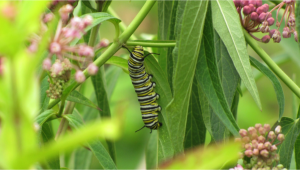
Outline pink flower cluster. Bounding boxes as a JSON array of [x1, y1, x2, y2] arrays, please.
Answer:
[[235, 0, 298, 43], [234, 124, 286, 170]]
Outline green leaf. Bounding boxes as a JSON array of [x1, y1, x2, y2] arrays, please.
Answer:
[[73, 147, 92, 169], [41, 122, 60, 169], [35, 110, 55, 126], [143, 55, 174, 165], [66, 90, 100, 110], [212, 0, 261, 109], [64, 114, 117, 170], [295, 133, 300, 169], [276, 117, 300, 169], [250, 56, 285, 120], [105, 56, 128, 74], [82, 1, 97, 12], [184, 77, 206, 149], [157, 0, 175, 79], [105, 66, 122, 100], [83, 12, 120, 31], [40, 76, 50, 112], [166, 0, 209, 154], [91, 66, 116, 163], [159, 142, 240, 169], [146, 132, 158, 169], [195, 3, 240, 139]]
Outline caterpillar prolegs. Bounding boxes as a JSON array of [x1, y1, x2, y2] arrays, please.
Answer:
[[125, 45, 162, 133]]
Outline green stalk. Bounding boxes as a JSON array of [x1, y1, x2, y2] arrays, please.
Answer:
[[244, 30, 300, 98], [47, 0, 156, 110], [126, 40, 176, 47]]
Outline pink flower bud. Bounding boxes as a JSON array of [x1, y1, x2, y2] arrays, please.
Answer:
[[257, 135, 265, 143], [99, 39, 109, 47], [245, 149, 253, 157], [248, 127, 257, 135], [50, 42, 61, 54], [264, 124, 271, 132], [243, 6, 251, 15], [256, 6, 264, 15], [271, 145, 277, 151], [258, 127, 266, 135], [269, 29, 276, 37], [262, 35, 270, 43], [261, 4, 269, 12], [253, 149, 259, 155], [255, 123, 262, 130], [59, 4, 73, 21], [52, 62, 63, 76], [75, 70, 86, 83], [63, 28, 81, 38], [274, 153, 280, 161], [277, 134, 285, 142], [258, 12, 266, 23], [250, 12, 258, 21], [239, 129, 248, 137], [272, 30, 281, 43], [268, 131, 276, 140], [248, 4, 256, 13], [241, 0, 249, 6], [252, 133, 258, 139], [1, 3, 17, 20], [249, 0, 256, 5], [267, 17, 274, 25], [294, 31, 298, 42], [28, 41, 38, 53], [83, 15, 93, 27], [43, 13, 54, 23], [260, 149, 269, 157], [275, 125, 281, 134], [257, 143, 264, 150], [78, 45, 94, 57], [43, 58, 52, 71], [71, 16, 85, 30], [233, 0, 241, 7], [87, 63, 98, 75], [283, 27, 291, 38], [245, 143, 252, 150], [255, 0, 262, 7], [252, 140, 258, 147], [264, 141, 271, 149], [242, 136, 250, 143]]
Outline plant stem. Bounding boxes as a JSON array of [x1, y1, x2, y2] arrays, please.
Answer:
[[47, 0, 156, 110], [126, 40, 176, 47], [244, 30, 300, 98]]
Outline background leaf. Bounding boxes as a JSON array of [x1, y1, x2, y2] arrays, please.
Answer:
[[250, 56, 285, 120], [166, 0, 209, 154], [66, 90, 100, 110], [212, 0, 261, 109]]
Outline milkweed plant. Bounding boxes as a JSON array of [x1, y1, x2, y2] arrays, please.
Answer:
[[1, 0, 300, 169]]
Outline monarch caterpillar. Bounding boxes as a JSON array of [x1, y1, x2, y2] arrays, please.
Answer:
[[124, 45, 162, 133]]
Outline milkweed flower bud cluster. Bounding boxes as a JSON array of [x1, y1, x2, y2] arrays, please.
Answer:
[[234, 124, 286, 170], [235, 0, 298, 43], [46, 59, 72, 99]]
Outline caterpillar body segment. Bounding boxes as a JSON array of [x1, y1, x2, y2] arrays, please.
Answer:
[[126, 45, 162, 133]]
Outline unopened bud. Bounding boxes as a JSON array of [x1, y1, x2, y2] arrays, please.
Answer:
[[248, 4, 256, 13], [294, 31, 298, 42], [248, 127, 256, 134], [277, 134, 285, 142], [262, 35, 270, 43], [241, 0, 249, 6], [52, 62, 63, 76], [87, 63, 98, 75], [245, 143, 252, 150], [258, 12, 266, 23], [260, 149, 269, 157], [275, 125, 281, 134], [270, 145, 277, 151], [252, 140, 258, 147], [253, 148, 259, 155], [99, 39, 110, 47], [83, 15, 93, 27], [59, 4, 73, 21], [256, 0, 262, 7], [283, 27, 291, 38], [245, 149, 253, 157], [268, 131, 276, 140], [251, 12, 258, 21], [264, 141, 271, 149], [78, 45, 94, 57], [257, 143, 264, 150], [50, 42, 61, 54], [267, 17, 274, 25], [269, 29, 276, 37], [258, 127, 266, 135], [261, 4, 269, 12], [256, 6, 264, 15], [75, 70, 86, 83], [71, 17, 85, 30], [233, 0, 241, 7], [239, 129, 248, 137], [43, 13, 54, 23], [277, 164, 284, 169], [43, 58, 52, 71], [243, 6, 251, 15], [235, 137, 242, 142], [255, 123, 262, 130], [264, 124, 271, 132], [242, 136, 250, 143]]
